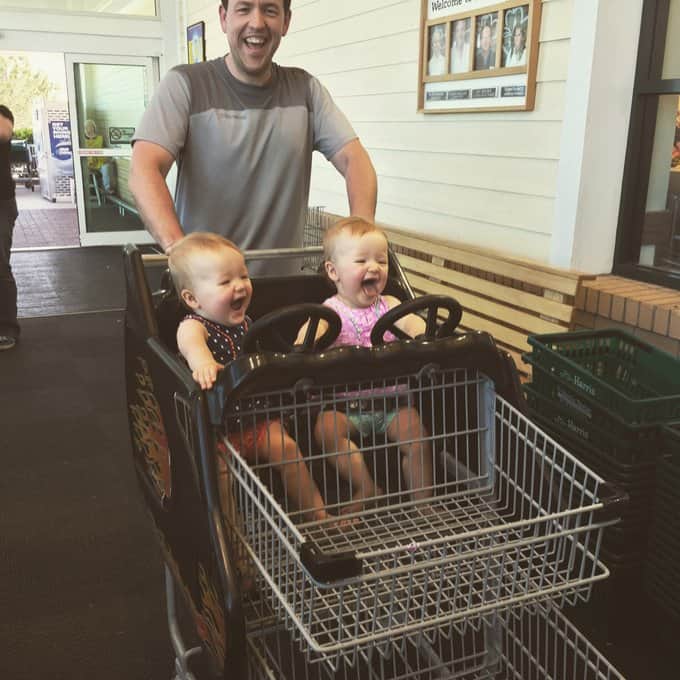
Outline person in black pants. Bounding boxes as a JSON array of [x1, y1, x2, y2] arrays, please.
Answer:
[[0, 105, 19, 350]]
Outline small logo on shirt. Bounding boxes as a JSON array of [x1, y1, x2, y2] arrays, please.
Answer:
[[218, 111, 246, 120]]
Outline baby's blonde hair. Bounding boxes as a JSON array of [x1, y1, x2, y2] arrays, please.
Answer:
[[168, 232, 242, 294], [323, 216, 386, 261]]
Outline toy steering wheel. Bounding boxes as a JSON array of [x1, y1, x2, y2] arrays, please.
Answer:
[[242, 304, 342, 354], [370, 295, 463, 346]]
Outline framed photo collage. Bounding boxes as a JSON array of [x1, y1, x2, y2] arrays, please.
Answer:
[[419, 0, 542, 113]]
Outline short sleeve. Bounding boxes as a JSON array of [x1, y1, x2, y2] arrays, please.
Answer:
[[132, 68, 192, 160], [308, 76, 357, 161]]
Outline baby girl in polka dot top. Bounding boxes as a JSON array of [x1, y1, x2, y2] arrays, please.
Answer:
[[168, 232, 332, 523]]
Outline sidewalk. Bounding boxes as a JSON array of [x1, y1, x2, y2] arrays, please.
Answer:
[[12, 185, 79, 249]]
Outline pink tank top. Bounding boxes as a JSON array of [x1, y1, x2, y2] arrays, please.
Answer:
[[323, 295, 397, 347]]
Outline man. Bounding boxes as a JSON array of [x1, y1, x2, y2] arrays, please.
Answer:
[[475, 23, 496, 70], [129, 0, 377, 271], [0, 104, 19, 351]]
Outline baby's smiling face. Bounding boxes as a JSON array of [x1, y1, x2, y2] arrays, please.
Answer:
[[325, 230, 389, 309]]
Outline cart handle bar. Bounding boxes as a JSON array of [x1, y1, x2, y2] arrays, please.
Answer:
[[141, 246, 323, 265]]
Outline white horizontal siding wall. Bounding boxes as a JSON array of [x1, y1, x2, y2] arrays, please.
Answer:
[[281, 0, 572, 263], [181, 0, 573, 264]]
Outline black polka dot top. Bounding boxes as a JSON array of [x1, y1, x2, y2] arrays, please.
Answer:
[[183, 314, 251, 365]]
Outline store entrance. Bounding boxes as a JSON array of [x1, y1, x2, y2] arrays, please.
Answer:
[[2, 49, 80, 250], [2, 49, 158, 249]]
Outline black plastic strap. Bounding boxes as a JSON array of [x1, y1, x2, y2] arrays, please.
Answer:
[[300, 541, 362, 583], [596, 482, 630, 522]]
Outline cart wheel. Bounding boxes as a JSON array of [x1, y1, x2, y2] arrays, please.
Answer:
[[370, 294, 463, 345], [242, 304, 341, 354]]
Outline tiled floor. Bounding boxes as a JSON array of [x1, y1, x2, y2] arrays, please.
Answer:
[[12, 185, 79, 249]]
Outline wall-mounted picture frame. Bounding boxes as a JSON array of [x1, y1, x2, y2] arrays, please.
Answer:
[[418, 0, 541, 114], [187, 21, 206, 64]]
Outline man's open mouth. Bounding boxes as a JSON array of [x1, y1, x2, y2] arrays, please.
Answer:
[[244, 36, 266, 49]]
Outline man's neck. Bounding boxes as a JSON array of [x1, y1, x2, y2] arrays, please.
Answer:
[[224, 54, 273, 87]]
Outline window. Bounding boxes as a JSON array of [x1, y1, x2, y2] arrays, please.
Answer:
[[0, 0, 156, 17], [616, 0, 680, 288]]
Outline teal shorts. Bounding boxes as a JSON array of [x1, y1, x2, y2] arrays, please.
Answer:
[[346, 406, 400, 437]]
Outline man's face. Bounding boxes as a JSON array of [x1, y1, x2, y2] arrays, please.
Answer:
[[220, 0, 291, 85], [481, 26, 491, 52]]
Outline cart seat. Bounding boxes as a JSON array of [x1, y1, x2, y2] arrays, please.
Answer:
[[154, 271, 409, 354]]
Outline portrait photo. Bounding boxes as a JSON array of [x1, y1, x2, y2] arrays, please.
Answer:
[[187, 21, 206, 64], [502, 5, 529, 67], [474, 12, 498, 71], [427, 23, 447, 76], [450, 18, 471, 74]]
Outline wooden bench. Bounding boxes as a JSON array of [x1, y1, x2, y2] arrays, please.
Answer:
[[383, 227, 595, 378]]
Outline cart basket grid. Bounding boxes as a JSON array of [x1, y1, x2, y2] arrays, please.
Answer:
[[243, 596, 626, 680], [219, 367, 620, 658]]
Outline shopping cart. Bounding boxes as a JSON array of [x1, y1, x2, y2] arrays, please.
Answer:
[[123, 243, 626, 679]]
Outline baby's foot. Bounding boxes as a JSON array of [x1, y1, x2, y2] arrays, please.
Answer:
[[310, 509, 333, 523], [340, 485, 383, 516]]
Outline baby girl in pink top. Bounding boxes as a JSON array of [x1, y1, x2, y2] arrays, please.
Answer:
[[297, 217, 434, 515]]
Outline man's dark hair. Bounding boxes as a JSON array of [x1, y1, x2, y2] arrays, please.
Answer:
[[221, 0, 291, 13], [0, 105, 14, 124]]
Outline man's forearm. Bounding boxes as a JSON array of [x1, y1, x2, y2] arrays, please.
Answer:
[[129, 170, 184, 252], [346, 163, 377, 222], [341, 142, 377, 222]]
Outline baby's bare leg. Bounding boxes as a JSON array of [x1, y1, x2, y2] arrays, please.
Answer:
[[387, 407, 433, 501], [260, 421, 329, 523], [315, 410, 380, 514]]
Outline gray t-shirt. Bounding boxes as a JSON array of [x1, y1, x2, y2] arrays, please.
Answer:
[[133, 57, 357, 272]]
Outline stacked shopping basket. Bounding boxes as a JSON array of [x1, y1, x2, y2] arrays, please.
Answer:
[[522, 329, 680, 597], [644, 424, 680, 622]]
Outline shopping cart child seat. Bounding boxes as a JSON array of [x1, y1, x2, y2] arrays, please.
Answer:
[[152, 252, 412, 354]]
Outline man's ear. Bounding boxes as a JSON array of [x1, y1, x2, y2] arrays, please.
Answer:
[[324, 260, 338, 281], [181, 288, 199, 310]]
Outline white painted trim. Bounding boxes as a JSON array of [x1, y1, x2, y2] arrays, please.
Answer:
[[0, 0, 178, 61], [0, 30, 162, 55], [550, 0, 598, 270], [551, 0, 644, 274], [158, 0, 182, 74], [0, 9, 162, 38]]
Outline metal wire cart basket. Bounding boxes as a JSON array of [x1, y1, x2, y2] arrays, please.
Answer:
[[123, 243, 627, 679]]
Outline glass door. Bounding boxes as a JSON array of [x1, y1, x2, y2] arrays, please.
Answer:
[[65, 54, 156, 246]]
